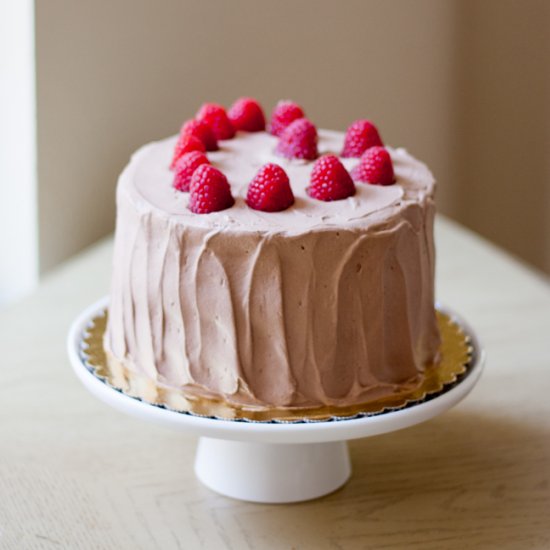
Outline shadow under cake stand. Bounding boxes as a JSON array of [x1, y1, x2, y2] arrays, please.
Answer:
[[67, 297, 485, 504]]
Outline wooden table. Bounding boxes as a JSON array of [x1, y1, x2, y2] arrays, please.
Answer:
[[1, 217, 549, 549]]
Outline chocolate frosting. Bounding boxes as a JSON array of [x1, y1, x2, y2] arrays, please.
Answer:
[[104, 129, 440, 409]]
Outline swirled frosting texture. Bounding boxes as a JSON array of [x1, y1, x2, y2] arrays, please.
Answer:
[[104, 130, 440, 408]]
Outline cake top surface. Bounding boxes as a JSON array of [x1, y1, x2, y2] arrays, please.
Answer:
[[121, 128, 435, 234]]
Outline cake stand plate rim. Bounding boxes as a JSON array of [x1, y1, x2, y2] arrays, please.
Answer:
[[67, 296, 485, 444]]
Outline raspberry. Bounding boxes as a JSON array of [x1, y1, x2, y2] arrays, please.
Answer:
[[269, 100, 305, 137], [351, 146, 395, 185], [341, 119, 383, 158], [307, 155, 355, 201], [228, 97, 266, 132], [246, 163, 294, 212], [275, 118, 318, 160], [196, 103, 235, 140], [189, 164, 235, 214], [170, 134, 206, 170], [180, 119, 218, 151], [172, 151, 210, 192]]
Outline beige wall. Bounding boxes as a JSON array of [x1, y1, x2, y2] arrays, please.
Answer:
[[454, 0, 550, 274], [36, 0, 549, 274]]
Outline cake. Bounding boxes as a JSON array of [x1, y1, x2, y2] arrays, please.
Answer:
[[104, 98, 441, 411]]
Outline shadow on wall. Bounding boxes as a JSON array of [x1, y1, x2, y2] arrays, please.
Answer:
[[453, 0, 550, 275]]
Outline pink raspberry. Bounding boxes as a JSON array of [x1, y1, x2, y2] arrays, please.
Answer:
[[307, 155, 356, 201], [170, 134, 206, 170], [275, 118, 318, 161], [196, 103, 235, 140], [341, 119, 383, 158], [228, 97, 266, 132], [180, 119, 218, 152], [188, 164, 235, 214], [269, 100, 305, 137], [351, 146, 395, 186], [172, 151, 210, 192], [246, 163, 294, 212]]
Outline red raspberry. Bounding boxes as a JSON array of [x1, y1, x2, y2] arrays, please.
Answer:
[[196, 103, 236, 140], [307, 155, 355, 201], [170, 134, 206, 170], [228, 97, 266, 132], [246, 163, 294, 212], [351, 146, 395, 185], [172, 151, 210, 192], [180, 119, 218, 151], [275, 118, 318, 160], [341, 119, 383, 158], [269, 100, 305, 137], [189, 164, 235, 214]]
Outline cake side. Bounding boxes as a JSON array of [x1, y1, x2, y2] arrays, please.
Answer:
[[104, 129, 440, 409]]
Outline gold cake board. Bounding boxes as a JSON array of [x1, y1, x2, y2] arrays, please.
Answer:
[[80, 307, 473, 423]]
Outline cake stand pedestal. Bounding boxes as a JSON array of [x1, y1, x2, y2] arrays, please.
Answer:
[[68, 298, 484, 503], [195, 439, 350, 502]]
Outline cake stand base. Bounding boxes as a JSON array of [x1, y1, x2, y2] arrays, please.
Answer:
[[195, 438, 351, 503], [68, 297, 485, 504]]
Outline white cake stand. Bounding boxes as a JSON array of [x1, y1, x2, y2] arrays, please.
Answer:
[[67, 297, 485, 503]]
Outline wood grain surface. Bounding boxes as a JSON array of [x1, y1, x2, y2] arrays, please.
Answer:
[[1, 216, 549, 549]]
